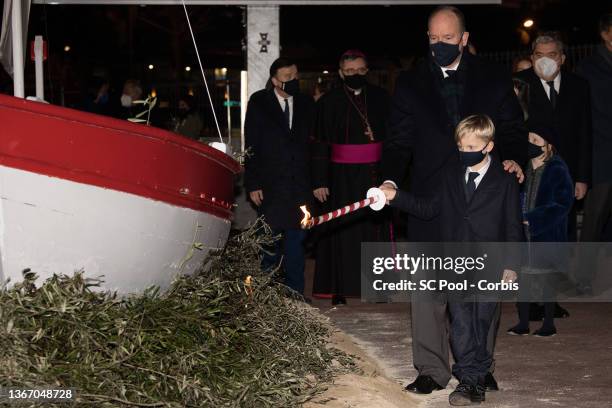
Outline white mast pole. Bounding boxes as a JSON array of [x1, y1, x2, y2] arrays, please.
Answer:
[[12, 0, 25, 98], [34, 35, 44, 100]]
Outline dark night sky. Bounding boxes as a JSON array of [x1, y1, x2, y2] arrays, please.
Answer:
[[0, 1, 609, 103], [22, 1, 611, 72]]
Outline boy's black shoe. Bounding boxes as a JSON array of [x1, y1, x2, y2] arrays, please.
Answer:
[[484, 372, 499, 391], [449, 383, 475, 406], [533, 326, 557, 337], [404, 375, 444, 394], [471, 384, 486, 403], [331, 295, 346, 306], [507, 325, 530, 336]]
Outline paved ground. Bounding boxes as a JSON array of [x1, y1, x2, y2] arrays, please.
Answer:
[[305, 260, 612, 408]]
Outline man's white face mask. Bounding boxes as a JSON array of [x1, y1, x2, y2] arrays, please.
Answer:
[[120, 94, 133, 108], [535, 57, 559, 79]]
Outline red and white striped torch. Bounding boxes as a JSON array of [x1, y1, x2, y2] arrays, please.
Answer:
[[300, 187, 387, 230]]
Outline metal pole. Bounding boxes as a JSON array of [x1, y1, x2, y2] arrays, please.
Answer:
[[34, 35, 44, 100], [240, 70, 247, 154], [12, 0, 25, 98], [226, 80, 232, 146]]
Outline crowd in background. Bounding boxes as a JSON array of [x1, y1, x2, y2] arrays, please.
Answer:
[[243, 6, 612, 406]]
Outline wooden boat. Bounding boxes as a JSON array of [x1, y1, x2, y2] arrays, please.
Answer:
[[0, 94, 241, 292]]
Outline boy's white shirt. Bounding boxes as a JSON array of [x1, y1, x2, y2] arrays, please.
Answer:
[[384, 154, 492, 190]]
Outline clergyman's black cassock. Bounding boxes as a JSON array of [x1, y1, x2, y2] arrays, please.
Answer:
[[311, 83, 391, 298]]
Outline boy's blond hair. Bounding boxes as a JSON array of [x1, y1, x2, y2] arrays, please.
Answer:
[[455, 114, 495, 144]]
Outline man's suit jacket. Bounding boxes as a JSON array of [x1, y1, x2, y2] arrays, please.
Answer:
[[244, 88, 315, 229], [515, 67, 592, 184], [382, 53, 526, 240], [577, 46, 612, 184], [390, 157, 523, 243]]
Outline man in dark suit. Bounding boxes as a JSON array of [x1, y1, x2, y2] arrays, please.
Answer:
[[244, 58, 315, 295], [576, 14, 612, 293], [515, 32, 592, 241], [383, 114, 523, 405], [379, 5, 527, 395]]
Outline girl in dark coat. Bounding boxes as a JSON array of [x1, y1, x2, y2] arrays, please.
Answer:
[[508, 125, 574, 337]]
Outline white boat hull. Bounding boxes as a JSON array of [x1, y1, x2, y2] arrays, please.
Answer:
[[0, 166, 231, 293]]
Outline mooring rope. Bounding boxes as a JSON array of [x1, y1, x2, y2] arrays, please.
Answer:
[[181, 0, 224, 144]]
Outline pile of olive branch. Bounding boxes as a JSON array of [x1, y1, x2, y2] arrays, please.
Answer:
[[0, 220, 354, 407]]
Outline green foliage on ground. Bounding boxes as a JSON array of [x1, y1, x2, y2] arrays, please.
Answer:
[[0, 221, 353, 407]]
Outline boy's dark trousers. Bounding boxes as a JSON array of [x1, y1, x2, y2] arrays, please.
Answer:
[[448, 300, 499, 386]]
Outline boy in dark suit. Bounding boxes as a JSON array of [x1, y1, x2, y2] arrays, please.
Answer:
[[381, 114, 523, 405]]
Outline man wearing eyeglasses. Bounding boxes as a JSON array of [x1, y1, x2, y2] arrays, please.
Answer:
[[311, 50, 391, 305]]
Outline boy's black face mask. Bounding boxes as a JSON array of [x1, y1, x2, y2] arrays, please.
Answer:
[[459, 142, 489, 167], [459, 150, 486, 167]]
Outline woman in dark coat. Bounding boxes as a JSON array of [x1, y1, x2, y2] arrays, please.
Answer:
[[507, 125, 574, 337]]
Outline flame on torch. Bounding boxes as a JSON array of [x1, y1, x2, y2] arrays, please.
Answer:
[[300, 205, 312, 229]]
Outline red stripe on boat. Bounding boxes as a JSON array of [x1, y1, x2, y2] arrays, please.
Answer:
[[0, 95, 242, 220]]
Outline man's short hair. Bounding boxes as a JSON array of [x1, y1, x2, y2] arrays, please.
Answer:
[[428, 5, 466, 33], [532, 31, 565, 54], [599, 13, 612, 33], [455, 114, 495, 143], [339, 49, 368, 67], [269, 58, 296, 78]]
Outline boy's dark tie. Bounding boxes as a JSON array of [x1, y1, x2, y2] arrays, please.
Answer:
[[283, 98, 290, 128], [546, 81, 557, 109], [466, 171, 479, 202]]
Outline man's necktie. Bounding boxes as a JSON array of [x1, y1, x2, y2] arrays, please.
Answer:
[[445, 69, 457, 79], [546, 81, 557, 109], [466, 171, 479, 202], [283, 98, 290, 128]]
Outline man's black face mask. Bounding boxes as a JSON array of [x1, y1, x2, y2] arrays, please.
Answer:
[[430, 37, 463, 67], [280, 79, 300, 96], [343, 74, 367, 90]]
